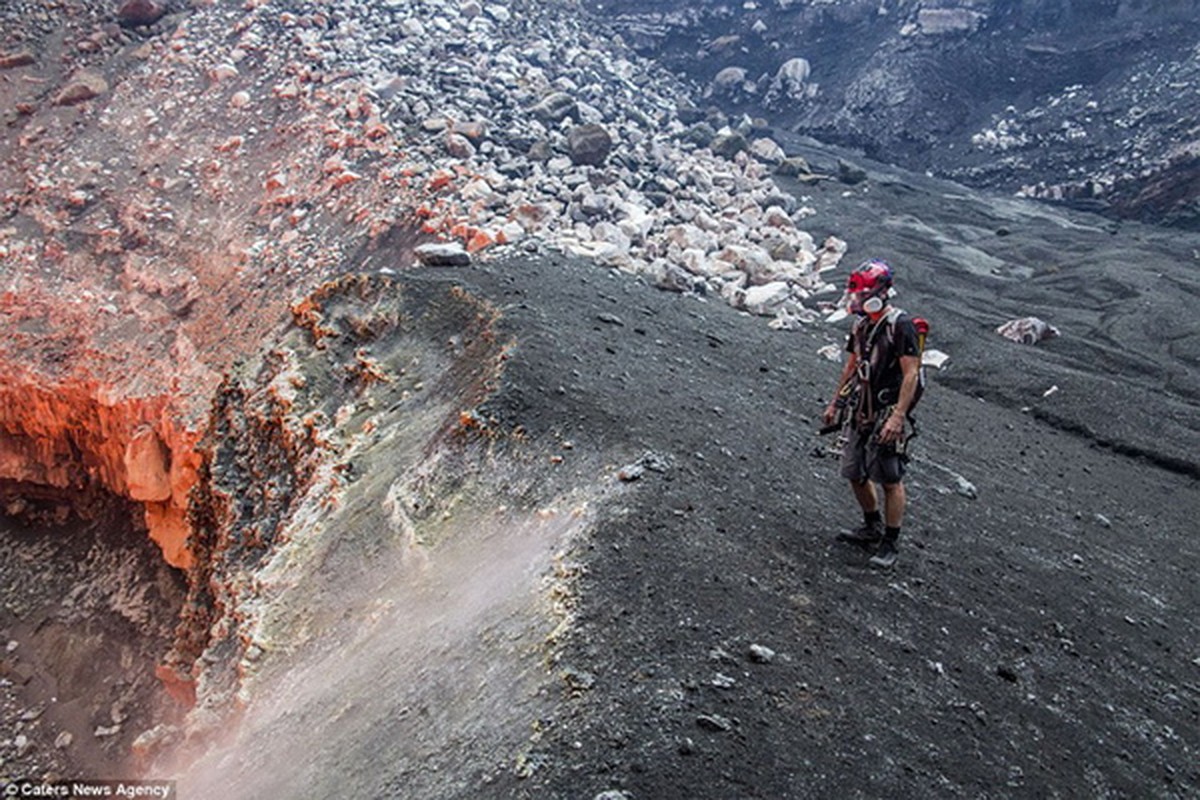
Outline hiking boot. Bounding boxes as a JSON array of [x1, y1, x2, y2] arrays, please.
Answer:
[[836, 521, 883, 549], [869, 539, 898, 569]]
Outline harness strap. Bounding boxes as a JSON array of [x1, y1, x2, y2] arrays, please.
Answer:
[[853, 310, 901, 432]]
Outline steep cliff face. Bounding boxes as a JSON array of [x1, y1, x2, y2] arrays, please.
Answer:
[[600, 0, 1200, 227], [157, 273, 513, 747], [0, 381, 200, 568], [159, 269, 609, 797], [0, 266, 539, 779]]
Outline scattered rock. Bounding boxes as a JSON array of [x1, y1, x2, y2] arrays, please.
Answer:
[[768, 57, 813, 102], [681, 121, 716, 149], [742, 282, 791, 316], [708, 646, 737, 663], [638, 451, 671, 473], [561, 666, 596, 693], [117, 0, 167, 27], [514, 751, 550, 779], [616, 462, 644, 482], [445, 133, 476, 159], [913, 8, 986, 36], [747, 643, 776, 663], [531, 92, 578, 124], [209, 63, 239, 82], [566, 124, 613, 166], [996, 317, 1060, 345], [775, 156, 813, 178], [749, 137, 786, 164], [922, 349, 951, 369], [817, 343, 842, 362], [0, 50, 36, 69], [414, 242, 471, 267], [710, 66, 748, 95], [837, 159, 868, 185], [54, 71, 109, 106], [710, 130, 748, 159], [696, 713, 734, 732]]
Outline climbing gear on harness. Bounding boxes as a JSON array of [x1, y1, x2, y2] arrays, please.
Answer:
[[850, 308, 900, 432], [849, 307, 930, 456], [818, 380, 857, 436]]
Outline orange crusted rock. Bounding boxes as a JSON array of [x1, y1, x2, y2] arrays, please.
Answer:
[[466, 229, 494, 252]]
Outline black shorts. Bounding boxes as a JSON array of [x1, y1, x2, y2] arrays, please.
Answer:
[[840, 423, 906, 485]]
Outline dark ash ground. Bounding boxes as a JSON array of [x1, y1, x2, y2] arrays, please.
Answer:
[[3, 136, 1197, 799], [450, 144, 1199, 798]]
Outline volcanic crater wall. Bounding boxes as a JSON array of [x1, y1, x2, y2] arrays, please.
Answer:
[[153, 272, 511, 750], [0, 263, 515, 774], [0, 380, 202, 568]]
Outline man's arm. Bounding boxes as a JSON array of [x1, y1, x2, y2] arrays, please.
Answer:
[[823, 351, 859, 425], [878, 353, 919, 443]]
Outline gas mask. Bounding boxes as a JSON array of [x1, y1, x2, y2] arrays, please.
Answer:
[[848, 286, 888, 316]]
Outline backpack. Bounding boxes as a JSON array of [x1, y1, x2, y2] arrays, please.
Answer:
[[900, 312, 929, 415]]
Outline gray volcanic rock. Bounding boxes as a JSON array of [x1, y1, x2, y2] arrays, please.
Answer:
[[0, 0, 843, 334], [414, 242, 472, 266], [0, 50, 36, 69], [52, 70, 109, 105], [531, 91, 580, 124], [116, 0, 166, 27], [565, 123, 613, 166], [709, 129, 747, 159]]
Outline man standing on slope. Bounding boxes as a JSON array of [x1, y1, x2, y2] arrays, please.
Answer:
[[822, 259, 922, 569]]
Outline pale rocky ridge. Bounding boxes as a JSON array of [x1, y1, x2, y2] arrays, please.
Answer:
[[602, 0, 1200, 229]]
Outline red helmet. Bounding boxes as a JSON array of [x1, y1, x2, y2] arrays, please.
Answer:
[[846, 259, 893, 315], [847, 259, 893, 293]]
